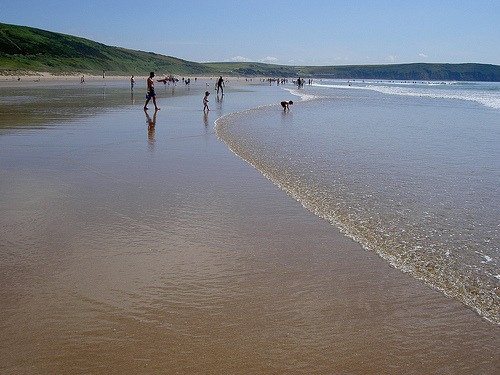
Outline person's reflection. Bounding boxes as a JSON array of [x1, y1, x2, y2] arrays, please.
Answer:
[[145, 108, 158, 152], [203, 111, 209, 127], [281, 107, 293, 126], [131, 91, 135, 104]]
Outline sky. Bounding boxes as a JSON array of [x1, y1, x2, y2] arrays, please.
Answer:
[[2, 0, 499, 66]]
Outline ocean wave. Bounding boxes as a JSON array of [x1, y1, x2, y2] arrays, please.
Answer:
[[283, 87, 326, 102], [366, 85, 500, 110], [314, 81, 500, 110]]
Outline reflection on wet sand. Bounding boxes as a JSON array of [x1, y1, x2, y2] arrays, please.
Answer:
[[145, 108, 158, 152], [203, 111, 209, 127], [0, 82, 135, 129]]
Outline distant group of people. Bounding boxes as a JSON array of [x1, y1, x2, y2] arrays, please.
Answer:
[[142, 72, 295, 114], [203, 76, 224, 112], [141, 72, 225, 112]]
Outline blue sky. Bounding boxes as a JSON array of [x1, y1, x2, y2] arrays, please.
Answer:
[[2, 0, 499, 66]]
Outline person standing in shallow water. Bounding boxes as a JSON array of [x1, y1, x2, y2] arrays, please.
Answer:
[[203, 91, 210, 112], [144, 72, 160, 110], [216, 76, 225, 96]]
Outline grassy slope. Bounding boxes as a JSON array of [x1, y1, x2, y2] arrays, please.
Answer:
[[0, 23, 213, 76], [1, 23, 499, 81]]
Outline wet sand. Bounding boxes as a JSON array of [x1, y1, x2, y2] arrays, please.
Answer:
[[0, 80, 498, 374]]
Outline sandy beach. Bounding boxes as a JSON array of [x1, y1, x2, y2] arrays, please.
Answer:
[[0, 77, 498, 374], [0, 72, 131, 86], [0, 72, 258, 88]]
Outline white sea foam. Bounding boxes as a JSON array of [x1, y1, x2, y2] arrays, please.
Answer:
[[314, 80, 500, 110], [283, 87, 326, 102]]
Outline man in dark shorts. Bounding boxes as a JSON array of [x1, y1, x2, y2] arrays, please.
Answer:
[[144, 72, 160, 110]]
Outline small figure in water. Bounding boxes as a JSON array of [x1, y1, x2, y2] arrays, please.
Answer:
[[203, 91, 210, 112], [216, 76, 225, 95], [281, 100, 293, 111]]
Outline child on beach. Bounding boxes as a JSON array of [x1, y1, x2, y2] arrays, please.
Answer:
[[144, 72, 160, 110], [281, 100, 293, 111], [203, 91, 210, 112]]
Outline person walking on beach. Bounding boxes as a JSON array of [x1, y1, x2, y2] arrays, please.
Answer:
[[216, 76, 225, 96], [203, 91, 210, 112], [281, 100, 293, 111], [130, 75, 135, 90], [144, 72, 160, 110]]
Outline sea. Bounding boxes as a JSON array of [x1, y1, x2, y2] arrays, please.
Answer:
[[216, 79, 500, 324]]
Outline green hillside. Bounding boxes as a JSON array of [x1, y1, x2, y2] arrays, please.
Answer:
[[1, 22, 500, 81], [0, 23, 213, 76]]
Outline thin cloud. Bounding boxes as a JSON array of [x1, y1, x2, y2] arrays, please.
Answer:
[[228, 56, 279, 63], [419, 53, 429, 58], [229, 56, 252, 62], [260, 56, 279, 64]]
